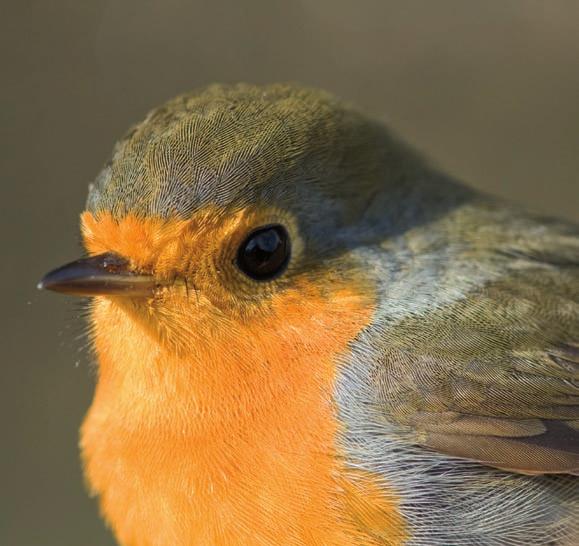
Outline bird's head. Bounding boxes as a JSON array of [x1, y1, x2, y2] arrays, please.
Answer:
[[39, 83, 465, 396]]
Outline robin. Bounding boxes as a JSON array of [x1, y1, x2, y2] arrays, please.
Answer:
[[39, 84, 578, 545]]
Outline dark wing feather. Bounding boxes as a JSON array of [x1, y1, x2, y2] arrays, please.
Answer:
[[374, 238, 579, 474]]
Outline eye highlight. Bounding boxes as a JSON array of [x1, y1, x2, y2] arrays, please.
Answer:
[[236, 224, 291, 281]]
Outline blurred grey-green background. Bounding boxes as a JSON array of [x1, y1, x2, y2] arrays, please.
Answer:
[[2, 1, 578, 545]]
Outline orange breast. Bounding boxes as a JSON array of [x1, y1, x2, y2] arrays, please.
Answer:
[[80, 213, 407, 545]]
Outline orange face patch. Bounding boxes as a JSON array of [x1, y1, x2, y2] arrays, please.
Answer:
[[80, 211, 407, 545]]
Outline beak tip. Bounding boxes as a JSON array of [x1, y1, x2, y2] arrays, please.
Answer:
[[37, 276, 50, 291]]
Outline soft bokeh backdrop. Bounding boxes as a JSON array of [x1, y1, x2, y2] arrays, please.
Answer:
[[2, 1, 578, 544]]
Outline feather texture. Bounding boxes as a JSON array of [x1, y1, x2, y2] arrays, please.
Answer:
[[79, 83, 578, 545]]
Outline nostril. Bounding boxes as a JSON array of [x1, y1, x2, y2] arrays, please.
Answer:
[[100, 252, 131, 272]]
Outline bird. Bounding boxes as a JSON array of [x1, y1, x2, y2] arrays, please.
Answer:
[[39, 83, 578, 546]]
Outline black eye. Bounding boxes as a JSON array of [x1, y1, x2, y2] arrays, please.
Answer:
[[236, 224, 291, 280]]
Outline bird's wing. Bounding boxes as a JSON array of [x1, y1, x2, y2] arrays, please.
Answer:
[[372, 230, 579, 475]]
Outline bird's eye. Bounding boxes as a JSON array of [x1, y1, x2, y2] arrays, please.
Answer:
[[236, 224, 291, 281]]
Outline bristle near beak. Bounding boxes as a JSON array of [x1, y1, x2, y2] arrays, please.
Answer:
[[38, 252, 157, 297]]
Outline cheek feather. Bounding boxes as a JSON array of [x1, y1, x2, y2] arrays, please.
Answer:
[[80, 210, 407, 545]]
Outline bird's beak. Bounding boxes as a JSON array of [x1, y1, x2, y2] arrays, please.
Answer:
[[38, 252, 157, 297]]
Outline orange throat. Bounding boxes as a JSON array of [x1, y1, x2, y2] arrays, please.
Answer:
[[79, 212, 406, 545]]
